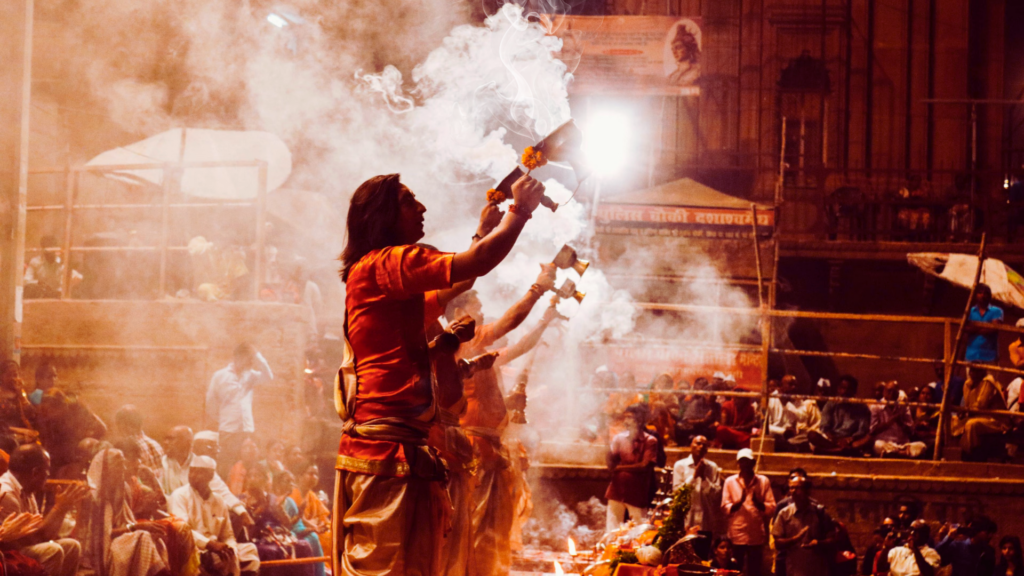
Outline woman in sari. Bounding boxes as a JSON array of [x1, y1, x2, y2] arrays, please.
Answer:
[[241, 463, 315, 576], [88, 447, 200, 576], [287, 464, 330, 560], [274, 470, 325, 576]]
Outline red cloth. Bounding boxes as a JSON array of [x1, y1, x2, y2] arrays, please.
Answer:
[[716, 400, 756, 449], [338, 245, 454, 471]]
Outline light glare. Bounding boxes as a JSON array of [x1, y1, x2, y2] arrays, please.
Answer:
[[267, 13, 288, 28], [582, 110, 631, 176]]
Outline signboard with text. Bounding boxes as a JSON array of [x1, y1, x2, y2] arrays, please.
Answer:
[[595, 203, 775, 239], [543, 15, 703, 96]]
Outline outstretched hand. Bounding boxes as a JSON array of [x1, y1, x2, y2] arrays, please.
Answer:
[[477, 203, 504, 238]]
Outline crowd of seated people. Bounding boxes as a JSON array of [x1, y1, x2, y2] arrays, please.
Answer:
[[0, 359, 332, 576], [587, 360, 1023, 462]]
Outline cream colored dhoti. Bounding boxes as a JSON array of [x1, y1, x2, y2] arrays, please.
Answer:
[[332, 470, 446, 576], [441, 470, 473, 576], [469, 464, 516, 576]]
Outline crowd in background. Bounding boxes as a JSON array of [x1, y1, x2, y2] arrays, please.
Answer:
[[0, 344, 331, 576], [604, 409, 1022, 576]]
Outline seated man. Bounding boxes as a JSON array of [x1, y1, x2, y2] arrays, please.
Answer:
[[168, 455, 260, 576], [810, 375, 871, 455], [950, 368, 1009, 460], [715, 393, 757, 449], [0, 444, 90, 576], [675, 377, 720, 445], [765, 376, 820, 452], [870, 381, 927, 458]]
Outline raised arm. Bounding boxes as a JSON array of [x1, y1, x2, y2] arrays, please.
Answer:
[[434, 204, 505, 309], [450, 175, 545, 284], [497, 306, 564, 366]]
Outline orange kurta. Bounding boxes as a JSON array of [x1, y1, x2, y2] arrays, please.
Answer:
[[337, 245, 454, 474]]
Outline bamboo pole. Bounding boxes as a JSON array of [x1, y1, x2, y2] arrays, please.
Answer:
[[260, 557, 330, 567], [636, 302, 955, 324], [589, 388, 1024, 420], [253, 161, 268, 301], [59, 168, 75, 300], [158, 165, 172, 297], [934, 234, 986, 459], [751, 205, 765, 310], [771, 348, 939, 364]]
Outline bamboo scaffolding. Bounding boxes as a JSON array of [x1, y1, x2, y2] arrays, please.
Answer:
[[635, 302, 955, 324], [934, 234, 986, 458], [589, 388, 1024, 420], [771, 348, 939, 364]]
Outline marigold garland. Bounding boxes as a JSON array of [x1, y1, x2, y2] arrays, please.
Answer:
[[486, 188, 507, 204], [521, 146, 547, 171], [653, 483, 693, 552]]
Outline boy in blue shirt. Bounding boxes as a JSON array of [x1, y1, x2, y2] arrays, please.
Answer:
[[965, 284, 1003, 363]]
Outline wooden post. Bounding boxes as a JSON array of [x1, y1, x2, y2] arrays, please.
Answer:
[[252, 161, 268, 300], [59, 168, 75, 300], [158, 165, 172, 296], [933, 234, 987, 459], [943, 320, 952, 385]]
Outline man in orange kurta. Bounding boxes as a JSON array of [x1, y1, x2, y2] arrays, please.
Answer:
[[448, 265, 555, 576], [334, 173, 546, 576]]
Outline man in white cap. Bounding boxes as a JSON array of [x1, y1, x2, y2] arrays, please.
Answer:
[[721, 448, 776, 576], [163, 430, 254, 528], [169, 455, 260, 576]]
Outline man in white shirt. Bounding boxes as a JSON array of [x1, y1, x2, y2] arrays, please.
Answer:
[[168, 455, 260, 576], [765, 376, 820, 451], [887, 521, 939, 576], [163, 429, 255, 529], [205, 343, 273, 476], [672, 435, 723, 536]]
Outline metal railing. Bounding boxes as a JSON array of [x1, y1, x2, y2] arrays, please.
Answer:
[[26, 161, 268, 300]]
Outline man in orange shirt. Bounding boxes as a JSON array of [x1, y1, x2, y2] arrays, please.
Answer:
[[334, 173, 545, 576]]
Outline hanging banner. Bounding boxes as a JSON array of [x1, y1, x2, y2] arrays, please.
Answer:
[[542, 15, 702, 96], [595, 203, 775, 239]]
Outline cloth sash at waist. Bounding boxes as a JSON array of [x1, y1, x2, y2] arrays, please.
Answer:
[[338, 416, 447, 480]]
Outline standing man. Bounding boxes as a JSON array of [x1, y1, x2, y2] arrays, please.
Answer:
[[334, 173, 545, 576], [672, 435, 723, 537], [206, 343, 273, 477], [936, 516, 998, 576], [0, 444, 90, 576], [887, 521, 940, 576], [965, 284, 1003, 364], [447, 267, 557, 576], [722, 448, 776, 576], [605, 404, 659, 531], [772, 475, 834, 576]]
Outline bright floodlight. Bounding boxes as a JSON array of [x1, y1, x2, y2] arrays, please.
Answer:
[[582, 111, 631, 176], [267, 13, 288, 28]]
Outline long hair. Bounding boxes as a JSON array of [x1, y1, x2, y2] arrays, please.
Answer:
[[339, 174, 404, 282]]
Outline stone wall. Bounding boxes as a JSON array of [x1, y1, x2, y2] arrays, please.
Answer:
[[20, 300, 310, 443]]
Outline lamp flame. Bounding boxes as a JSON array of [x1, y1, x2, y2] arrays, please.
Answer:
[[553, 560, 565, 575], [568, 537, 577, 556]]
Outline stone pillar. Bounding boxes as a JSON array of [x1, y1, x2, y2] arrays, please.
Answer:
[[0, 0, 32, 360]]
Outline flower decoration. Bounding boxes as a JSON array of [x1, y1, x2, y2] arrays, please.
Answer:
[[521, 146, 547, 171], [486, 188, 507, 204]]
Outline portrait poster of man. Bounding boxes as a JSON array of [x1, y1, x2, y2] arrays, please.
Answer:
[[542, 15, 702, 96]]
